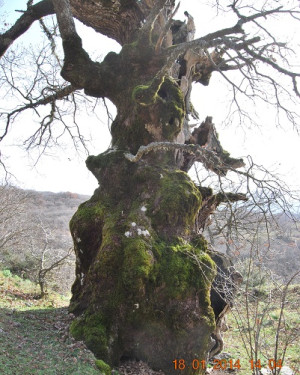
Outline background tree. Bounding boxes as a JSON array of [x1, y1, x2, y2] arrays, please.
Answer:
[[199, 172, 300, 374], [0, 185, 75, 296], [0, 185, 30, 252], [1, 1, 300, 374], [27, 218, 73, 298]]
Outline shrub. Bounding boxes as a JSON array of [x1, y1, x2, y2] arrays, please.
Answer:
[[2, 269, 12, 277]]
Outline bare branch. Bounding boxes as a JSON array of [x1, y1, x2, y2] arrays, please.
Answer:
[[124, 141, 244, 175], [231, 4, 284, 24], [0, 84, 76, 142], [244, 45, 300, 97], [38, 247, 73, 277], [139, 0, 170, 43], [39, 17, 61, 67], [51, 0, 77, 41], [155, 2, 180, 53], [0, 0, 54, 57]]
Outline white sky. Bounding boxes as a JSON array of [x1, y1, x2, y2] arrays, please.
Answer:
[[1, 0, 300, 195]]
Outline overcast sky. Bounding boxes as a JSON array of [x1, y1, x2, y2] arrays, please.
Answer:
[[1, 0, 300, 195]]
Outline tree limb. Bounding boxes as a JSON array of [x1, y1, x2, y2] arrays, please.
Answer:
[[38, 247, 73, 278], [164, 5, 292, 64], [0, 85, 77, 142], [50, 0, 114, 98], [51, 0, 77, 41], [0, 0, 54, 58], [124, 141, 244, 176], [139, 0, 170, 44], [155, 2, 180, 53], [244, 46, 300, 97]]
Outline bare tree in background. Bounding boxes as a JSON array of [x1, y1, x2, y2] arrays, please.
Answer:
[[0, 185, 31, 252], [196, 165, 300, 374], [226, 239, 300, 375], [0, 1, 300, 374], [28, 218, 73, 298], [0, 185, 74, 295]]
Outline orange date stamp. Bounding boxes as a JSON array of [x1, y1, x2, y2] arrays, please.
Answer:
[[172, 358, 282, 371]]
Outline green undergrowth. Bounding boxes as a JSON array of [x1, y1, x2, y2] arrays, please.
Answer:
[[222, 282, 300, 375], [0, 270, 101, 375]]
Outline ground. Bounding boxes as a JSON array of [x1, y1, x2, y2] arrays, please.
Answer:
[[0, 271, 99, 375], [0, 270, 233, 375], [0, 271, 299, 375]]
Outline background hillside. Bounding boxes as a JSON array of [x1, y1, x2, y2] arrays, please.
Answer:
[[0, 186, 89, 294], [1, 185, 299, 295], [0, 185, 299, 374]]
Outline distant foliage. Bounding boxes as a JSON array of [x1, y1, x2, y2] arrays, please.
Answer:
[[0, 185, 89, 294]]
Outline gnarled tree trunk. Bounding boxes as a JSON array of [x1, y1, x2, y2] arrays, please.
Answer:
[[51, 1, 244, 373], [69, 155, 216, 374]]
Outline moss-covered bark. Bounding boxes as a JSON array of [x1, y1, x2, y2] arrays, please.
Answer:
[[69, 150, 219, 374], [67, 18, 235, 375]]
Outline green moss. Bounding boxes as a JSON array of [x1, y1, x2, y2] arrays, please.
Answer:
[[93, 215, 125, 283], [150, 170, 202, 234], [131, 77, 184, 138], [191, 234, 209, 250], [157, 77, 185, 139], [70, 313, 109, 359], [158, 247, 196, 298], [199, 288, 216, 329], [122, 238, 153, 294], [151, 239, 216, 301], [69, 157, 218, 367], [118, 236, 217, 338], [110, 72, 185, 151], [70, 201, 104, 227], [69, 318, 83, 339], [131, 74, 164, 105], [95, 360, 111, 375], [132, 84, 156, 106]]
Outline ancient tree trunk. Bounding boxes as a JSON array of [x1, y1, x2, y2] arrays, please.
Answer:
[[69, 155, 217, 374], [69, 68, 214, 375], [49, 1, 244, 373], [68, 56, 217, 373]]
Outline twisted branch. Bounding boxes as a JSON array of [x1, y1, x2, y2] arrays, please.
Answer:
[[0, 84, 77, 142], [124, 141, 244, 175]]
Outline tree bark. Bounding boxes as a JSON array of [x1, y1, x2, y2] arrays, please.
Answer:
[[49, 1, 245, 373]]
